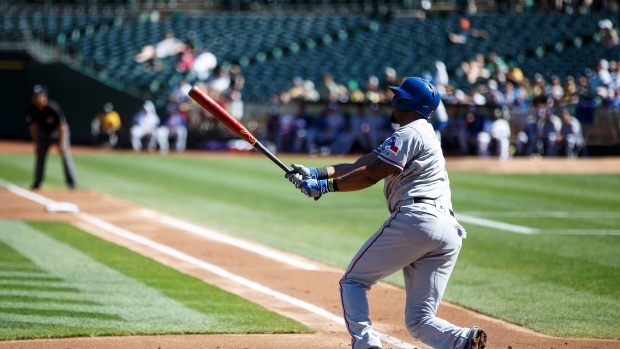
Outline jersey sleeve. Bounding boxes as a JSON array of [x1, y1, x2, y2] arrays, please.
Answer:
[[373, 126, 422, 171]]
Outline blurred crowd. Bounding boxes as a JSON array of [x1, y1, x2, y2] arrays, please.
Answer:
[[259, 34, 620, 158], [92, 19, 619, 158]]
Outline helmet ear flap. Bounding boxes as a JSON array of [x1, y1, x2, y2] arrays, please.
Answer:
[[397, 97, 409, 104]]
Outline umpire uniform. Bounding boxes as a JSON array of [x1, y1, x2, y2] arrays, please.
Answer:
[[27, 84, 77, 189]]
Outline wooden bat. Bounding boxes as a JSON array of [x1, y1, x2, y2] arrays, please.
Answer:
[[188, 86, 291, 173]]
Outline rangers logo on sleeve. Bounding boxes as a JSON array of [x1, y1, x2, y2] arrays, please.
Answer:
[[383, 135, 403, 156]]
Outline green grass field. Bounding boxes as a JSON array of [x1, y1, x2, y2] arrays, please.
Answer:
[[0, 220, 310, 340], [0, 152, 619, 339]]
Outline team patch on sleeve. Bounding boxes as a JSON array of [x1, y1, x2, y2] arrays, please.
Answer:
[[382, 135, 403, 156]]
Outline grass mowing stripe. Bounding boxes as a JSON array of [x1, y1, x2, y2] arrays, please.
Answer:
[[1, 221, 211, 332], [0, 275, 64, 282], [0, 295, 99, 305], [0, 220, 308, 340], [0, 283, 79, 293], [0, 307, 123, 320], [27, 221, 311, 334]]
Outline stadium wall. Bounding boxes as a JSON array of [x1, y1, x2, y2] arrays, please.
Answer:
[[0, 51, 144, 145]]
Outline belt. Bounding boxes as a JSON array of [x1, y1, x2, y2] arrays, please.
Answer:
[[413, 197, 454, 217]]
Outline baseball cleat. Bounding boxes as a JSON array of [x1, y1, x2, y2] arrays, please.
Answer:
[[464, 326, 487, 349]]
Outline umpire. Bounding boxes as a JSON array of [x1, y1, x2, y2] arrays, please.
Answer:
[[27, 84, 77, 190]]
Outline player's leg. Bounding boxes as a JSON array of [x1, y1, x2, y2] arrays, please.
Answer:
[[339, 208, 438, 349], [175, 126, 187, 152], [403, 214, 483, 349], [130, 126, 145, 151], [157, 126, 170, 153], [32, 135, 51, 188], [58, 129, 77, 189]]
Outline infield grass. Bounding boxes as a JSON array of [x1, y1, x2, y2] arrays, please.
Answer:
[[0, 220, 310, 340], [0, 152, 619, 338]]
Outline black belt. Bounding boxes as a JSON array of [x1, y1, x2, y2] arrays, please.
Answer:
[[413, 198, 454, 217]]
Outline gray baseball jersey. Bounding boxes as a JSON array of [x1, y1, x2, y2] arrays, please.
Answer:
[[373, 119, 452, 213]]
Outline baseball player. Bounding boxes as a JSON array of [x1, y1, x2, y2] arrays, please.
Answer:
[[27, 84, 77, 190], [286, 77, 486, 349]]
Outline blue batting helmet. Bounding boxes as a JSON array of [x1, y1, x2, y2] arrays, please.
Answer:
[[389, 77, 440, 120]]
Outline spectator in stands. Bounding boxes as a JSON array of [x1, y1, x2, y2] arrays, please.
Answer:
[[365, 75, 382, 103], [361, 103, 393, 152], [228, 90, 244, 120], [380, 67, 400, 98], [315, 102, 346, 155], [484, 79, 505, 106], [92, 102, 121, 148], [608, 61, 620, 107], [458, 106, 485, 155], [303, 80, 321, 102], [175, 45, 195, 73], [538, 96, 562, 156], [433, 61, 450, 88], [191, 48, 218, 81], [430, 100, 450, 145], [27, 84, 77, 190], [276, 108, 300, 153], [485, 51, 509, 83], [130, 100, 160, 152], [549, 75, 564, 104], [531, 73, 549, 98], [589, 59, 612, 96], [556, 108, 585, 158], [208, 65, 232, 94], [229, 64, 245, 92], [157, 107, 187, 154], [321, 74, 340, 101], [561, 75, 580, 109], [347, 79, 366, 103], [477, 109, 511, 159], [155, 32, 185, 60], [134, 32, 186, 72], [448, 18, 489, 44], [289, 77, 306, 101], [462, 53, 490, 84], [516, 97, 543, 156], [503, 81, 520, 106], [598, 19, 619, 48]]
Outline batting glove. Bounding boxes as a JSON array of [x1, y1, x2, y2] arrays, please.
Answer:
[[286, 164, 322, 188], [299, 179, 336, 198]]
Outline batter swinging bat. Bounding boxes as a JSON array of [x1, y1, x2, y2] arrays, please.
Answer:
[[188, 86, 291, 173]]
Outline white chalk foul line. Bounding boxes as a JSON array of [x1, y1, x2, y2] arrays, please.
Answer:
[[461, 211, 620, 219], [5, 184, 57, 206], [3, 182, 418, 349], [139, 209, 321, 271], [455, 213, 538, 234]]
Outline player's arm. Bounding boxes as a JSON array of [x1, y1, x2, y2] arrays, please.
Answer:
[[285, 152, 377, 183], [331, 156, 399, 192], [59, 122, 69, 152], [327, 152, 378, 178], [294, 156, 398, 198], [28, 123, 38, 143]]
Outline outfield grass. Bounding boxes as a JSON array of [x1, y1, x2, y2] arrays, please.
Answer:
[[0, 152, 619, 338], [0, 220, 310, 340]]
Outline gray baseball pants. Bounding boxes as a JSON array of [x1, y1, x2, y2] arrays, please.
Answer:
[[339, 200, 474, 349]]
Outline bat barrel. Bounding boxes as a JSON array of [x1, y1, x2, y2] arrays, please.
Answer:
[[188, 86, 291, 173]]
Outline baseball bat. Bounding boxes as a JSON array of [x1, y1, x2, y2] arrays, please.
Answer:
[[188, 86, 291, 173]]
